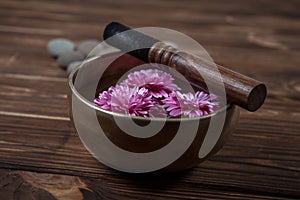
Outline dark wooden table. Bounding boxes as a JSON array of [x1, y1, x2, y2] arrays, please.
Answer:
[[0, 0, 299, 199]]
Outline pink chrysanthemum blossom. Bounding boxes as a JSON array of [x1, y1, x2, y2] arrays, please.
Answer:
[[94, 86, 114, 110], [94, 85, 155, 117], [122, 69, 180, 98], [162, 91, 219, 118]]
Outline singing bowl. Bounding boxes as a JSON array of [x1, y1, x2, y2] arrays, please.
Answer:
[[68, 53, 240, 173]]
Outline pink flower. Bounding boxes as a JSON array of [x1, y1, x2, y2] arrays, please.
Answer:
[[94, 69, 220, 118], [122, 69, 180, 98], [94, 85, 155, 117], [94, 86, 114, 110], [162, 91, 218, 118]]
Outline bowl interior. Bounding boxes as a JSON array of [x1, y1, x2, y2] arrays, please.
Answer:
[[69, 52, 229, 121]]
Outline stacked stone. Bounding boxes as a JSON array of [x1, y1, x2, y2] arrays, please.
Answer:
[[47, 38, 99, 75]]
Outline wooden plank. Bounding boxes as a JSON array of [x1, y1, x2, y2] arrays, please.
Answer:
[[0, 75, 68, 117], [0, 13, 299, 49], [0, 169, 89, 200], [0, 169, 296, 200], [0, 0, 299, 18]]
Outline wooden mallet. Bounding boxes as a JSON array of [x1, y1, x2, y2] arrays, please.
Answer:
[[103, 22, 267, 112]]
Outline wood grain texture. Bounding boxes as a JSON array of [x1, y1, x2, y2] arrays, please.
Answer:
[[0, 0, 299, 199], [0, 169, 101, 200], [149, 42, 266, 111]]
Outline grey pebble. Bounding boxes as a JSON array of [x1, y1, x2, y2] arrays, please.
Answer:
[[57, 50, 85, 69], [47, 38, 75, 57], [67, 61, 82, 75], [77, 39, 99, 56]]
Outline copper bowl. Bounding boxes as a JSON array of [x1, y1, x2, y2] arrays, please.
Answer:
[[68, 53, 239, 173]]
